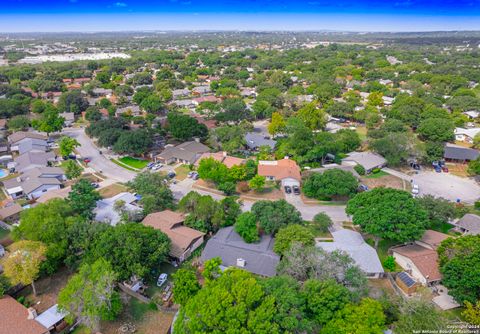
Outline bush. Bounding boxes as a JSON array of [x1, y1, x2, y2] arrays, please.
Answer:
[[475, 201, 480, 210], [371, 168, 381, 174], [218, 182, 236, 196], [237, 181, 250, 193], [312, 213, 333, 233], [354, 164, 366, 175], [383, 256, 396, 272]]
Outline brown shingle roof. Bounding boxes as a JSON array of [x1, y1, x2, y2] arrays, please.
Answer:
[[0, 296, 48, 334], [142, 210, 205, 258], [393, 244, 442, 282], [258, 158, 301, 181], [0, 203, 22, 220], [419, 230, 450, 250]]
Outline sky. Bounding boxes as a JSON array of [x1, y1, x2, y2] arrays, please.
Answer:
[[1, 0, 480, 32]]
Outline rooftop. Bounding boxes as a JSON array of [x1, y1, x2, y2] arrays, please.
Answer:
[[393, 244, 441, 282]]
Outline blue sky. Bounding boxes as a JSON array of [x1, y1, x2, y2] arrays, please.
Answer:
[[1, 0, 480, 32]]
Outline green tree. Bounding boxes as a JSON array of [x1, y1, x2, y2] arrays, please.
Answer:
[[59, 136, 80, 157], [172, 268, 201, 306], [416, 195, 456, 228], [58, 258, 122, 331], [32, 108, 64, 135], [112, 129, 153, 155], [322, 298, 386, 334], [140, 94, 163, 113], [7, 115, 29, 130], [346, 187, 428, 248], [312, 213, 333, 234], [463, 301, 480, 325], [393, 298, 449, 334], [68, 179, 101, 219], [86, 223, 170, 281], [202, 257, 222, 284], [303, 170, 358, 200], [197, 157, 230, 184], [274, 224, 314, 255], [297, 103, 327, 130], [248, 174, 266, 192], [417, 117, 455, 142], [57, 89, 89, 114], [2, 240, 46, 296], [64, 160, 82, 180], [235, 212, 259, 243], [127, 172, 175, 214], [175, 269, 279, 334], [251, 200, 303, 235], [268, 112, 286, 135], [167, 112, 208, 140]]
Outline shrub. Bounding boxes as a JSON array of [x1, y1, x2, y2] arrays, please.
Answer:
[[354, 164, 366, 175], [237, 181, 250, 193], [383, 256, 396, 272], [218, 182, 236, 196], [312, 213, 333, 233], [475, 201, 480, 210], [371, 168, 381, 174]]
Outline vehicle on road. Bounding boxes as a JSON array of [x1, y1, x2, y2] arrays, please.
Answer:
[[91, 182, 99, 189], [412, 184, 419, 195], [292, 185, 300, 195], [83, 158, 91, 163], [157, 273, 168, 287], [284, 185, 292, 194], [167, 171, 176, 179]]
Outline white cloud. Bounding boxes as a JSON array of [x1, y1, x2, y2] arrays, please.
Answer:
[[114, 2, 128, 7]]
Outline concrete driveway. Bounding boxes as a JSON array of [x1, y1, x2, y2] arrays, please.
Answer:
[[384, 168, 480, 203], [63, 128, 136, 183]]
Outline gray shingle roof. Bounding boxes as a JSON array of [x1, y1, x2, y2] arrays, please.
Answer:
[[342, 151, 387, 171], [444, 144, 480, 161], [455, 214, 480, 235], [316, 229, 384, 274], [157, 141, 210, 164], [201, 226, 280, 277], [245, 132, 276, 150], [14, 151, 56, 173]]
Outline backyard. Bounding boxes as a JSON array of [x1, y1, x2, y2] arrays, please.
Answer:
[[98, 183, 129, 198]]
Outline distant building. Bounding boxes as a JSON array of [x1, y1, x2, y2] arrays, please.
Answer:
[[258, 158, 301, 188], [94, 192, 142, 226], [244, 132, 276, 151], [454, 127, 480, 144], [155, 141, 210, 165], [342, 151, 387, 173], [454, 214, 480, 235], [3, 167, 65, 200]]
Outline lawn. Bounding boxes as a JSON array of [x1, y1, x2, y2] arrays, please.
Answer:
[[111, 158, 138, 172], [365, 237, 402, 272], [365, 170, 390, 178], [430, 221, 455, 234], [355, 126, 368, 141], [99, 183, 129, 198], [119, 156, 150, 169], [174, 165, 191, 181]]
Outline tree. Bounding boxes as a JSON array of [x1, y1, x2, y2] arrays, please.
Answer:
[[297, 103, 327, 130], [274, 224, 314, 255], [57, 90, 88, 114], [112, 129, 153, 155], [86, 223, 170, 281], [235, 212, 259, 243], [140, 94, 163, 113], [2, 240, 46, 296], [346, 187, 428, 247], [167, 112, 208, 140], [468, 156, 480, 175], [65, 160, 82, 180], [197, 157, 229, 184], [7, 115, 29, 130], [58, 258, 122, 331], [174, 269, 279, 334], [32, 108, 64, 135], [251, 200, 303, 235], [312, 212, 333, 233], [85, 106, 103, 122], [322, 298, 386, 334], [416, 195, 456, 228], [172, 268, 201, 306], [268, 112, 286, 135], [127, 172, 175, 214], [303, 279, 351, 326], [417, 117, 455, 142], [68, 179, 101, 219], [0, 275, 11, 298], [303, 170, 358, 200], [178, 192, 224, 233], [393, 298, 449, 334], [277, 244, 368, 298], [59, 136, 80, 157], [463, 300, 480, 325], [248, 174, 266, 192]]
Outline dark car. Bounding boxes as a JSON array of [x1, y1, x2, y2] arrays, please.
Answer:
[[91, 182, 100, 189], [284, 185, 292, 194], [434, 166, 442, 173], [167, 171, 176, 179], [292, 185, 300, 195]]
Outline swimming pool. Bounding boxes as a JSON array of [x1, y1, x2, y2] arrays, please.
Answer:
[[0, 169, 8, 178]]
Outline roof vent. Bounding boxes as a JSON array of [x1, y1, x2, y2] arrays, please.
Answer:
[[236, 258, 246, 268], [27, 307, 37, 320]]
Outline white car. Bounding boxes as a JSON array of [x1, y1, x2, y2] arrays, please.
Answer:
[[411, 184, 420, 195], [157, 273, 168, 287]]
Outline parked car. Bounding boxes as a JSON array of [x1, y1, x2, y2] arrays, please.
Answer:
[[411, 184, 419, 195], [292, 185, 300, 195], [147, 162, 155, 169], [358, 184, 369, 192], [192, 172, 199, 180], [157, 273, 168, 287], [434, 166, 442, 173], [442, 166, 449, 173], [167, 171, 176, 179], [284, 185, 292, 194], [91, 182, 99, 189], [83, 158, 91, 163]]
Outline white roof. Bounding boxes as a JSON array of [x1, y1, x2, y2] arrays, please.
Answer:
[[35, 304, 67, 328], [455, 127, 480, 139], [317, 229, 384, 274]]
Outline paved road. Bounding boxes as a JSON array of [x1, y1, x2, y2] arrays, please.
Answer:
[[63, 128, 136, 183], [384, 167, 480, 204]]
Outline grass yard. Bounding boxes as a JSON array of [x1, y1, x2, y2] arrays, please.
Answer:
[[356, 126, 368, 141], [119, 156, 150, 169], [365, 170, 390, 178], [99, 183, 129, 198], [430, 221, 455, 234], [365, 237, 403, 272], [111, 158, 138, 172], [174, 165, 191, 181]]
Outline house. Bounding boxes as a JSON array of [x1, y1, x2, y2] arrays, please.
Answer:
[[382, 96, 395, 105], [60, 112, 75, 127], [172, 99, 195, 108], [392, 244, 441, 286], [454, 127, 480, 144], [245, 132, 276, 151], [0, 295, 49, 334], [172, 88, 191, 99], [13, 151, 56, 173], [116, 105, 142, 117], [94, 192, 142, 226], [454, 213, 480, 235], [34, 304, 68, 333], [142, 210, 205, 262], [463, 110, 480, 119], [91, 88, 112, 97], [17, 138, 49, 155], [192, 85, 211, 95], [36, 186, 72, 204], [342, 151, 387, 173], [3, 167, 65, 200], [415, 229, 451, 250], [240, 88, 256, 98], [192, 96, 220, 105], [316, 230, 384, 278], [201, 226, 280, 277], [195, 151, 246, 168], [8, 132, 47, 152], [444, 143, 480, 163], [0, 203, 22, 223], [155, 141, 210, 165], [258, 158, 301, 188]]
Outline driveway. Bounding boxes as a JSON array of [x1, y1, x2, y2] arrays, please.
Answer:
[[384, 167, 480, 203], [62, 128, 136, 183]]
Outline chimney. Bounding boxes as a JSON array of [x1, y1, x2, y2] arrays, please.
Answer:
[[27, 307, 37, 319], [222, 151, 227, 158], [236, 258, 246, 268]]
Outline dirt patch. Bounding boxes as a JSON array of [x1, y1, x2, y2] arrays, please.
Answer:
[[361, 175, 406, 190], [99, 183, 129, 198], [368, 278, 397, 299], [193, 180, 225, 195], [239, 187, 285, 201], [446, 163, 470, 178]]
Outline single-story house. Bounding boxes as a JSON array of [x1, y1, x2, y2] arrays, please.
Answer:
[[8, 132, 47, 152], [463, 110, 480, 119], [91, 88, 112, 97], [13, 151, 56, 174], [172, 88, 191, 99], [155, 141, 210, 165], [3, 167, 65, 200], [258, 158, 301, 188], [201, 226, 280, 277], [307, 164, 360, 179], [415, 229, 451, 250], [94, 192, 142, 226], [454, 213, 480, 235], [0, 203, 22, 223], [116, 105, 142, 117], [0, 295, 50, 334], [195, 151, 246, 168], [245, 132, 276, 151], [316, 229, 384, 278], [342, 151, 387, 173], [142, 210, 205, 262], [192, 85, 211, 95], [444, 143, 480, 163], [454, 127, 480, 144], [17, 138, 49, 155], [172, 99, 195, 109], [60, 112, 75, 127], [192, 96, 220, 105]]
